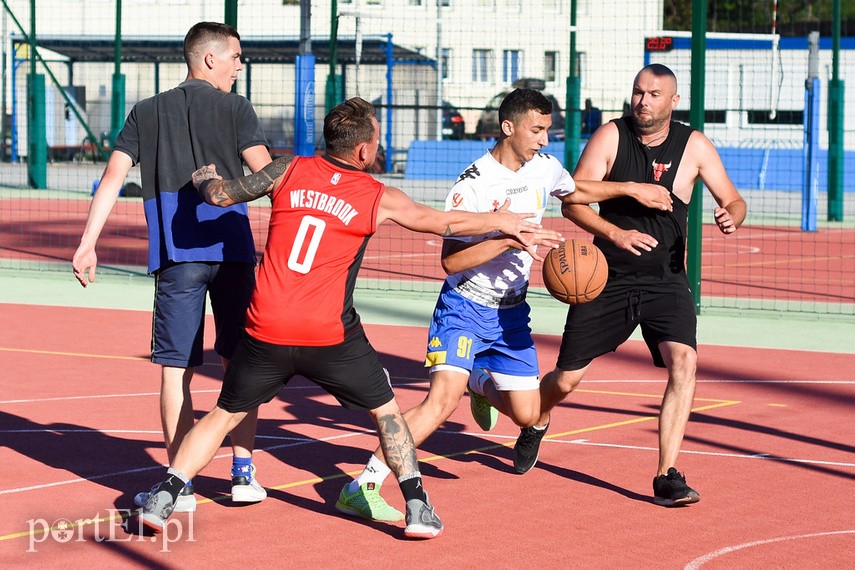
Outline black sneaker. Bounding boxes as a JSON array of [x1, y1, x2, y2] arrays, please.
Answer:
[[653, 467, 700, 507], [513, 423, 549, 474]]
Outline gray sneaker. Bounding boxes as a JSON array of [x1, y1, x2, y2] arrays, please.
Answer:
[[139, 485, 175, 534], [404, 493, 443, 539]]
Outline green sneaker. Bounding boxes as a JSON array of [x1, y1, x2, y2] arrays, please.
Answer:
[[469, 389, 498, 431], [335, 482, 404, 522]]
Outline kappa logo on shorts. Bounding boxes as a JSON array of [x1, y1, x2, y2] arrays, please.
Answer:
[[428, 336, 443, 348]]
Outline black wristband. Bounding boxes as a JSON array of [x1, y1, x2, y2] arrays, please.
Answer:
[[197, 178, 214, 198]]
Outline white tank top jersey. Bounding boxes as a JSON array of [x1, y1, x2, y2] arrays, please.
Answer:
[[444, 151, 575, 306]]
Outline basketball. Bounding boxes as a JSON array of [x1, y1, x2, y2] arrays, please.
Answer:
[[542, 239, 608, 304]]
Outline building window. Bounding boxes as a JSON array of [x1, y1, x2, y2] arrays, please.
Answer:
[[472, 49, 492, 83], [408, 0, 423, 5], [476, 0, 495, 9], [498, 0, 521, 12], [544, 51, 558, 83], [441, 48, 451, 81], [502, 50, 521, 84]]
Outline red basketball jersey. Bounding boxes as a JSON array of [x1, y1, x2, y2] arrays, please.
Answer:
[[246, 156, 383, 346]]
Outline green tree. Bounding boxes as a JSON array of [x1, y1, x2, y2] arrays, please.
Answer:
[[665, 1, 855, 35]]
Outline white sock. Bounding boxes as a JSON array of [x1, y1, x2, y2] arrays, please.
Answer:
[[468, 368, 492, 396], [349, 454, 392, 493]]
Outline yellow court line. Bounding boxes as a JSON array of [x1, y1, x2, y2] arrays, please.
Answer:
[[418, 397, 741, 464], [0, 512, 124, 541], [0, 346, 146, 361]]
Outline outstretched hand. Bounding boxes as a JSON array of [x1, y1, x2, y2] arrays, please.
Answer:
[[632, 183, 673, 211], [612, 228, 658, 256], [513, 230, 565, 262], [493, 198, 543, 246]]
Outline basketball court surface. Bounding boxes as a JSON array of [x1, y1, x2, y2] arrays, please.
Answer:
[[1, 272, 853, 567]]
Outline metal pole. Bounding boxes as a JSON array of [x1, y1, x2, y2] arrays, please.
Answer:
[[435, 0, 442, 141], [110, 0, 125, 144], [324, 0, 339, 114], [224, 0, 237, 28], [384, 33, 393, 173], [294, 0, 315, 156], [1, 8, 7, 162], [564, 0, 580, 171], [686, 0, 707, 314], [827, 0, 844, 221], [803, 32, 820, 232], [26, 0, 45, 187], [225, 0, 238, 94]]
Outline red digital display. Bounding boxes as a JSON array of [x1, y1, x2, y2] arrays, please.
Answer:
[[645, 37, 674, 52]]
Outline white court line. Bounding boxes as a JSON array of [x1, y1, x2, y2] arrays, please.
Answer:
[[0, 429, 372, 496], [684, 530, 855, 569], [582, 380, 855, 384], [441, 432, 855, 468], [557, 439, 855, 468]]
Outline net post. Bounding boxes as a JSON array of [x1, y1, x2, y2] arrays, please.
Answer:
[[687, 0, 707, 315]]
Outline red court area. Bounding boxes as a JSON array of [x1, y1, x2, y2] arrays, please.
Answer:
[[2, 196, 853, 305], [1, 304, 853, 567]]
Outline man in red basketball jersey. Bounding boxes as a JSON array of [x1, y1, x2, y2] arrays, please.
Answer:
[[138, 97, 553, 539], [531, 64, 746, 506]]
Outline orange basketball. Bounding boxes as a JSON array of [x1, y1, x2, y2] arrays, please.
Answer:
[[542, 239, 608, 304]]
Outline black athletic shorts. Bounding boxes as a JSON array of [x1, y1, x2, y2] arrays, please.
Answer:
[[217, 326, 395, 413], [556, 284, 697, 371]]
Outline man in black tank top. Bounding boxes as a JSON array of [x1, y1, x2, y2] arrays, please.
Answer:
[[517, 64, 746, 507]]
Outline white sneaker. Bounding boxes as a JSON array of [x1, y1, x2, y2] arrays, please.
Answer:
[[231, 464, 267, 503], [134, 483, 197, 513]]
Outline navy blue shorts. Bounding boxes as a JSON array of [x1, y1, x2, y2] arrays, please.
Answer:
[[556, 284, 697, 371], [217, 327, 394, 413], [151, 261, 255, 367]]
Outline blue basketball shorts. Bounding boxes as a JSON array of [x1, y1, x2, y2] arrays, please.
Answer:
[[424, 285, 539, 390]]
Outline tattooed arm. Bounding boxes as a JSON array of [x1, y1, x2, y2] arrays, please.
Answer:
[[192, 156, 294, 206], [378, 186, 544, 244]]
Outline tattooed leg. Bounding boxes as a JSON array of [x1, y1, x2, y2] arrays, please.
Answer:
[[373, 410, 419, 478]]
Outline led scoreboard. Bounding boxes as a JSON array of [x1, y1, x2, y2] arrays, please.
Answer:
[[645, 37, 674, 52]]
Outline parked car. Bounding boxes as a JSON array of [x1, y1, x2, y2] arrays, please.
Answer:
[[474, 78, 565, 141], [442, 101, 466, 140]]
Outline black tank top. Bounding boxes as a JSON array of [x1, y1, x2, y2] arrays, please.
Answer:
[[595, 116, 694, 288]]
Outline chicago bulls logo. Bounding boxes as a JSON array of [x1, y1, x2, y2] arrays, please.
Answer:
[[651, 160, 671, 182]]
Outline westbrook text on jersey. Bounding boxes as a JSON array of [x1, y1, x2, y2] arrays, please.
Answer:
[[290, 188, 359, 225]]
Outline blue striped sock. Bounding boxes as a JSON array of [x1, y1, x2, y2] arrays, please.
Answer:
[[232, 456, 253, 479]]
